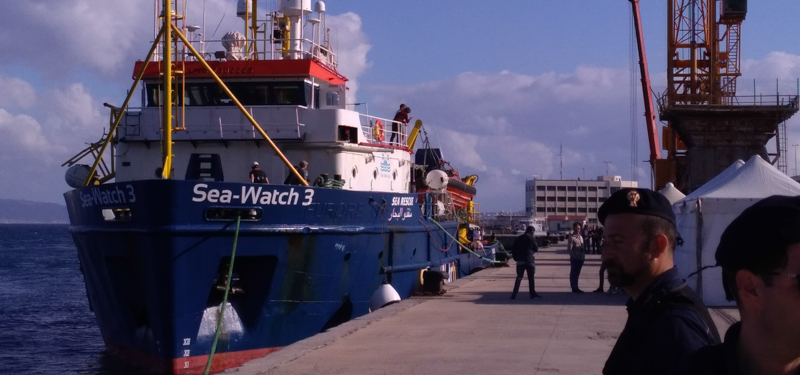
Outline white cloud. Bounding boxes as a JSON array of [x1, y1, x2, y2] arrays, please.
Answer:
[[567, 125, 591, 136], [742, 51, 800, 79], [0, 1, 149, 77], [0, 75, 36, 109], [46, 83, 104, 132], [327, 12, 372, 103], [0, 109, 54, 157]]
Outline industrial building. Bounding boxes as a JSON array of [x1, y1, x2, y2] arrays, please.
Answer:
[[525, 176, 638, 228]]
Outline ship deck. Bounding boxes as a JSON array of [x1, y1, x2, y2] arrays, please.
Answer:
[[229, 242, 740, 375]]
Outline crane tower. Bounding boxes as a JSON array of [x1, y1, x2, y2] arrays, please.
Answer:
[[655, 0, 799, 192]]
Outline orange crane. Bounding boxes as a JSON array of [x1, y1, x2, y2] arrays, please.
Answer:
[[629, 0, 661, 175], [632, 0, 746, 190]]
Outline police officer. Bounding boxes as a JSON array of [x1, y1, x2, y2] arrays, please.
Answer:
[[511, 226, 542, 299], [674, 195, 800, 374], [599, 188, 720, 375]]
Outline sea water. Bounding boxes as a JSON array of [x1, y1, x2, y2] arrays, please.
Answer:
[[0, 224, 139, 374]]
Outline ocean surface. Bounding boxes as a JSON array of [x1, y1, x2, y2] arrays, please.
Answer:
[[0, 224, 140, 374]]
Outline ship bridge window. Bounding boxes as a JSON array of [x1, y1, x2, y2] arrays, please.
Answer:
[[145, 81, 312, 107], [326, 91, 339, 106]]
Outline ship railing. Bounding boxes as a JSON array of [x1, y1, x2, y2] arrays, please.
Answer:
[[358, 114, 410, 149], [657, 91, 800, 109], [156, 37, 338, 69], [121, 107, 305, 141]]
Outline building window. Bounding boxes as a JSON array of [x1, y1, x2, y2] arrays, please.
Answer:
[[589, 208, 598, 213], [546, 197, 555, 202], [546, 207, 556, 212], [536, 196, 545, 202], [610, 187, 620, 193], [557, 197, 566, 202], [578, 207, 587, 213], [537, 207, 546, 212], [567, 207, 577, 213], [588, 187, 597, 192], [598, 197, 607, 202], [546, 186, 555, 191], [578, 197, 586, 202], [567, 197, 576, 202], [557, 207, 566, 213], [567, 186, 576, 191], [578, 186, 587, 191], [537, 186, 546, 191], [557, 186, 567, 191]]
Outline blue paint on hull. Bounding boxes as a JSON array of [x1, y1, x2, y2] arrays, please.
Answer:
[[65, 180, 463, 373]]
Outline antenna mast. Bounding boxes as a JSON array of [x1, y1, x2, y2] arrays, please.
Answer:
[[603, 161, 612, 176]]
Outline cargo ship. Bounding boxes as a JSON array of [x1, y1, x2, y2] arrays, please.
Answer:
[[62, 1, 489, 373]]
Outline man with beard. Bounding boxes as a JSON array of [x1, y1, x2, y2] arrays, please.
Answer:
[[599, 188, 719, 375], [673, 196, 800, 375]]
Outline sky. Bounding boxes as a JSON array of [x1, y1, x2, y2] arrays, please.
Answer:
[[1, 1, 799, 212]]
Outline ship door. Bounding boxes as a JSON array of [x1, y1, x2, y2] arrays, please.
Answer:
[[185, 153, 224, 181]]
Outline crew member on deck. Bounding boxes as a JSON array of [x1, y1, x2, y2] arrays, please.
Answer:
[[284, 160, 309, 185], [391, 106, 410, 145], [250, 162, 268, 183]]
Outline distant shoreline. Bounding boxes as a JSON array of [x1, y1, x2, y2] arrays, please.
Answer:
[[0, 221, 68, 225]]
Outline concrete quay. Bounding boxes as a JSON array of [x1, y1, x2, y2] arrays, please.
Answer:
[[226, 243, 739, 375]]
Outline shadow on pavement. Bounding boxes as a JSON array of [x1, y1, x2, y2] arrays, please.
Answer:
[[453, 290, 628, 306]]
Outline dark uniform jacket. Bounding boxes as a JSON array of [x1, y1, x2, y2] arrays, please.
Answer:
[[603, 267, 721, 375], [669, 322, 743, 375], [511, 233, 538, 264], [672, 322, 800, 375]]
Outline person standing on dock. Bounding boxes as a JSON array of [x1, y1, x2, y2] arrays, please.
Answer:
[[672, 196, 800, 375], [567, 222, 585, 293], [599, 188, 719, 375], [510, 226, 541, 299]]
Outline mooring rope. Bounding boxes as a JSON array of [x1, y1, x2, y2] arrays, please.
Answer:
[[203, 214, 242, 375], [426, 217, 502, 264]]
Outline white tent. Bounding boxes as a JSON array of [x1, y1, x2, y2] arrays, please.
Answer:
[[673, 155, 800, 306], [659, 182, 686, 204]]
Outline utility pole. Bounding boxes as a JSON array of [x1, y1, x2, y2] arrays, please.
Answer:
[[560, 144, 563, 180], [793, 144, 799, 176], [603, 161, 612, 176]]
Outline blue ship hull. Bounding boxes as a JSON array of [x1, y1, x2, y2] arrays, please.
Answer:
[[64, 180, 477, 374]]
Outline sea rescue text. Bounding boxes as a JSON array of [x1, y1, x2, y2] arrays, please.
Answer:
[[192, 184, 314, 206]]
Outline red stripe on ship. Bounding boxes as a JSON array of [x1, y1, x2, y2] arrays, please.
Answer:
[[133, 59, 347, 85], [104, 339, 282, 374], [173, 347, 283, 374]]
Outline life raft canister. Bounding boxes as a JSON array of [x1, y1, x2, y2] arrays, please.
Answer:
[[373, 119, 385, 142]]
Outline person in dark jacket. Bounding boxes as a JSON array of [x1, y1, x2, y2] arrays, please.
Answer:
[[672, 195, 800, 375], [283, 160, 309, 185], [599, 188, 720, 375], [249, 161, 269, 183], [511, 226, 541, 299]]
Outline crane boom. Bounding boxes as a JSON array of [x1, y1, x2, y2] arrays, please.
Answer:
[[630, 0, 661, 169]]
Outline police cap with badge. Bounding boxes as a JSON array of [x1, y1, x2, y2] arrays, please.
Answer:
[[598, 188, 676, 227], [716, 195, 800, 301]]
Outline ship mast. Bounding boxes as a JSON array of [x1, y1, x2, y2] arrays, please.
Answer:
[[161, 0, 174, 179]]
